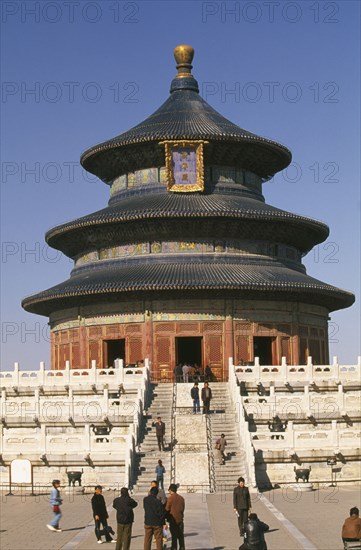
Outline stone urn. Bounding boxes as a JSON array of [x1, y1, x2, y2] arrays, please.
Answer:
[[66, 470, 83, 487], [294, 466, 311, 483]]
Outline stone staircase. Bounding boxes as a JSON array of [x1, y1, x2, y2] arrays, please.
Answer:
[[132, 383, 174, 493], [209, 382, 248, 492]]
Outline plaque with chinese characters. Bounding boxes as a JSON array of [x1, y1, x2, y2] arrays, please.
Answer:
[[162, 140, 206, 192]]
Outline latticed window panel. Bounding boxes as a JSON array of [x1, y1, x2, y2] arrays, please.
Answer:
[[156, 336, 171, 364], [177, 323, 199, 333], [59, 343, 70, 368], [208, 335, 222, 363], [89, 341, 100, 366], [280, 336, 291, 364], [128, 338, 143, 363], [299, 326, 308, 338], [234, 322, 251, 335], [155, 323, 175, 333], [71, 342, 80, 368], [89, 327, 102, 339], [309, 339, 321, 364], [60, 330, 69, 343], [300, 337, 308, 365], [203, 322, 222, 332], [68, 329, 78, 342], [105, 324, 120, 338], [236, 335, 250, 364], [125, 324, 141, 334]]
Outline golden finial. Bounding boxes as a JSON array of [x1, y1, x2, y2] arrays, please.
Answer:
[[174, 45, 194, 78]]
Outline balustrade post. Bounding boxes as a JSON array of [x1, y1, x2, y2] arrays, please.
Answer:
[[65, 360, 70, 384], [34, 388, 40, 418], [41, 424, 46, 453], [288, 420, 294, 449], [254, 357, 260, 380], [304, 384, 310, 411], [69, 388, 74, 419], [103, 387, 109, 415], [280, 356, 287, 381], [39, 361, 46, 385], [84, 424, 91, 453], [13, 362, 19, 387], [331, 420, 338, 448], [338, 383, 344, 409]]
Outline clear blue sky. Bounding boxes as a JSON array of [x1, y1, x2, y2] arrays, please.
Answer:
[[1, 0, 360, 369]]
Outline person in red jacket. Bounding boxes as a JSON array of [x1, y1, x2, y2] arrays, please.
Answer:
[[342, 507, 361, 544]]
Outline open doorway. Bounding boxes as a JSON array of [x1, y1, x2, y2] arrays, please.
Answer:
[[103, 339, 125, 368], [175, 336, 202, 367], [253, 336, 274, 366]]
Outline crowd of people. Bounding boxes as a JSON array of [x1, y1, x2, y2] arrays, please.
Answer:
[[46, 477, 361, 549], [174, 363, 213, 383]]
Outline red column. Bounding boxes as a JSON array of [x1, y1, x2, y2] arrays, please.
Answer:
[[79, 324, 87, 369], [224, 316, 234, 381]]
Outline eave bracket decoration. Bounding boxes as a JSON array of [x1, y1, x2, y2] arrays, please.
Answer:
[[161, 140, 207, 193]]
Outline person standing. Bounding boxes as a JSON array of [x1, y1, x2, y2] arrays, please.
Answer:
[[342, 506, 361, 544], [112, 487, 138, 550], [155, 459, 166, 491], [152, 416, 166, 451], [201, 382, 212, 414], [92, 485, 115, 544], [233, 477, 252, 536], [47, 479, 62, 532], [150, 480, 167, 506], [215, 433, 227, 465], [239, 513, 269, 550], [204, 365, 212, 382], [143, 487, 165, 550], [190, 382, 200, 414], [165, 484, 185, 550], [182, 363, 189, 383]]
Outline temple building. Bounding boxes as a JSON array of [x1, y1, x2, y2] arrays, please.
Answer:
[[22, 46, 354, 381]]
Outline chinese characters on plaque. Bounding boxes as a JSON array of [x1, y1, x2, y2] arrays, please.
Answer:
[[162, 141, 206, 192]]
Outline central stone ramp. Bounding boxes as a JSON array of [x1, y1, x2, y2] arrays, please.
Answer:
[[210, 382, 248, 491], [174, 383, 210, 491], [132, 383, 173, 493]]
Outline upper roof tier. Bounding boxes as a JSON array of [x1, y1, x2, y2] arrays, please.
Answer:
[[81, 45, 292, 183]]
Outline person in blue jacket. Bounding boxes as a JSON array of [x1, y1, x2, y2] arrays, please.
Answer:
[[47, 479, 62, 532]]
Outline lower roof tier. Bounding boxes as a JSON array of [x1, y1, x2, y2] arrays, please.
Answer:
[[45, 192, 329, 258], [22, 261, 354, 316]]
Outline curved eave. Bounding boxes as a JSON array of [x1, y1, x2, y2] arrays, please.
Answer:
[[81, 138, 291, 184], [22, 262, 355, 317], [45, 194, 329, 257], [80, 90, 291, 182]]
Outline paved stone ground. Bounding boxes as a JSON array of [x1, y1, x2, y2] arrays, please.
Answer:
[[0, 486, 360, 549]]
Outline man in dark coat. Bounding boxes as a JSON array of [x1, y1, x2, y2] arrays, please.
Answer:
[[152, 416, 166, 451], [233, 477, 252, 536], [143, 487, 165, 550], [239, 513, 269, 550], [112, 487, 138, 549], [92, 485, 115, 543], [201, 382, 212, 414], [191, 382, 200, 414]]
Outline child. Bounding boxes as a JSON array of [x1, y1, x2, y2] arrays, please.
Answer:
[[155, 459, 166, 491], [91, 485, 115, 544], [47, 479, 62, 532]]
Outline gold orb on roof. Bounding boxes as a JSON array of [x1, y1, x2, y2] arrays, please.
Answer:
[[173, 44, 194, 78]]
